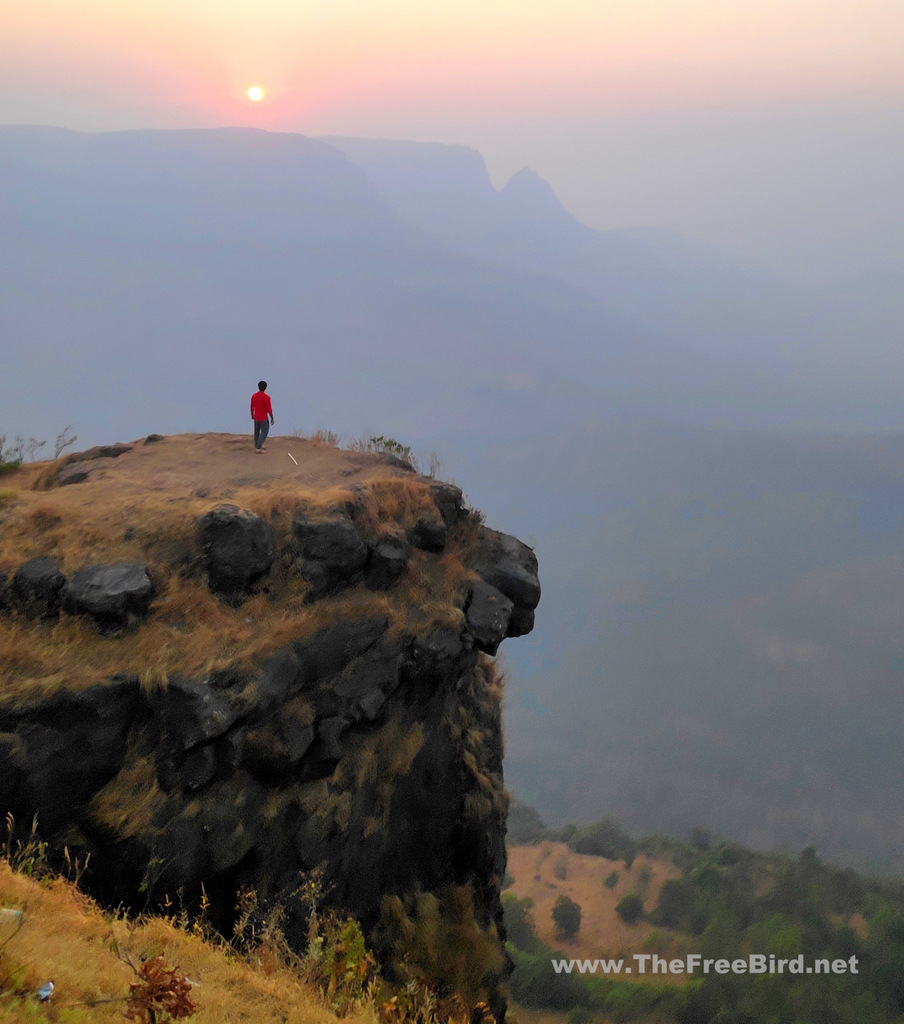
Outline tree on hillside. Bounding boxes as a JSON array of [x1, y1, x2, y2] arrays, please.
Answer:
[[615, 894, 644, 924], [552, 895, 582, 940], [652, 878, 697, 930], [502, 893, 538, 951]]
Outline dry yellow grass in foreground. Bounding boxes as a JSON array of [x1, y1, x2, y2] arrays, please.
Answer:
[[0, 861, 373, 1024]]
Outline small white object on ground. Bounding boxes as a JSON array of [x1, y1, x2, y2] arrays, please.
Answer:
[[37, 981, 54, 1002], [287, 453, 298, 465]]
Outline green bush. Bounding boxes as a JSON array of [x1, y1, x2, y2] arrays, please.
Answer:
[[567, 1007, 593, 1024], [507, 945, 586, 1011], [615, 894, 644, 924], [652, 878, 697, 930], [502, 893, 539, 952], [604, 871, 619, 890], [552, 895, 582, 940]]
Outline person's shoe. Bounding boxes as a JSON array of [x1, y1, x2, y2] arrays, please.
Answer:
[[260, 447, 267, 452]]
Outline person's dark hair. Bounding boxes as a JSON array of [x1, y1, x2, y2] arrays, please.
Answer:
[[258, 380, 267, 391]]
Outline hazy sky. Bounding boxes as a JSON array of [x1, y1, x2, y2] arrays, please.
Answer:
[[2, 0, 903, 280]]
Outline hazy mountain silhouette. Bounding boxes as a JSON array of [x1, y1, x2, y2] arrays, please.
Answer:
[[324, 135, 779, 328], [327, 135, 904, 431]]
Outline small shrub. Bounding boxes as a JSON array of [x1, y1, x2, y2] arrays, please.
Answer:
[[347, 435, 420, 472], [123, 954, 197, 1023], [553, 856, 568, 881], [552, 895, 581, 941], [604, 871, 619, 890], [567, 1008, 593, 1024], [310, 429, 340, 446], [615, 894, 644, 925], [652, 878, 697, 930], [53, 425, 78, 459], [502, 894, 538, 952]]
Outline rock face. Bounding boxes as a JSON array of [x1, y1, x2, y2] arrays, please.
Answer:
[[56, 443, 134, 485], [365, 532, 411, 590], [198, 504, 275, 598], [292, 511, 369, 599], [465, 581, 515, 655], [0, 470, 538, 1019], [11, 557, 66, 617], [62, 563, 154, 629]]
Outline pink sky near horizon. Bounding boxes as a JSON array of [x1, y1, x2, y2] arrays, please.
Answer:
[[3, 0, 903, 131], [2, 0, 903, 280]]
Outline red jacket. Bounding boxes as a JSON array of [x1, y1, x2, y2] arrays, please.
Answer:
[[250, 391, 272, 421]]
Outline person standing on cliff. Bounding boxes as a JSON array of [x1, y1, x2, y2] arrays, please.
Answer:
[[250, 381, 274, 453]]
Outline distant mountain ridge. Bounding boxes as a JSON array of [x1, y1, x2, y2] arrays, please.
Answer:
[[323, 134, 781, 330]]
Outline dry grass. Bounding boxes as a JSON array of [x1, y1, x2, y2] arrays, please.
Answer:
[[0, 861, 375, 1024], [354, 479, 438, 536], [88, 751, 167, 839], [506, 844, 689, 982]]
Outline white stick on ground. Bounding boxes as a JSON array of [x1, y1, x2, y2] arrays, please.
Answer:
[[287, 453, 298, 465]]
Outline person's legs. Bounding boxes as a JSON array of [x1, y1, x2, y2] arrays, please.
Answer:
[[258, 420, 270, 450], [254, 420, 264, 450]]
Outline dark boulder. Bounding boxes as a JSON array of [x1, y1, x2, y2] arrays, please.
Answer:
[[356, 689, 386, 722], [0, 733, 26, 810], [198, 504, 275, 599], [11, 556, 66, 617], [58, 461, 92, 486], [366, 531, 411, 589], [243, 702, 315, 779], [408, 516, 446, 553], [292, 616, 389, 685], [152, 676, 245, 753], [428, 481, 466, 526], [506, 606, 535, 638], [328, 639, 402, 706], [468, 529, 541, 611], [292, 512, 368, 598], [0, 677, 142, 832], [69, 443, 132, 462], [408, 627, 465, 676], [465, 581, 514, 655], [180, 744, 217, 791], [315, 716, 349, 761], [144, 434, 164, 444], [62, 562, 154, 629]]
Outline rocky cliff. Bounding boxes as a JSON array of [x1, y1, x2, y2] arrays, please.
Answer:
[[0, 433, 539, 1016]]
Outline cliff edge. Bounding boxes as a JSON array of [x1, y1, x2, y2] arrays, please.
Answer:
[[0, 433, 539, 1017]]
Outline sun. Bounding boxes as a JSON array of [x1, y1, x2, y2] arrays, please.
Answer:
[[247, 86, 264, 102]]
